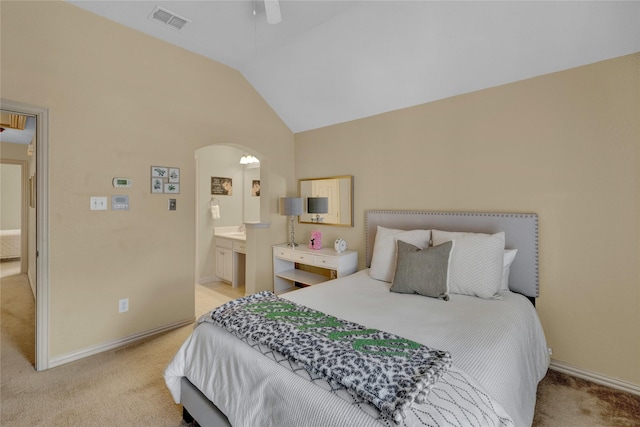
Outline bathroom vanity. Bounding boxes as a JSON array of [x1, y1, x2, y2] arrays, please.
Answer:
[[214, 227, 247, 288]]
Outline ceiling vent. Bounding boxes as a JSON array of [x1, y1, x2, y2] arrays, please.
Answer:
[[149, 6, 189, 30]]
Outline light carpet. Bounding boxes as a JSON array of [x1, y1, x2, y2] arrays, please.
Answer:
[[1, 269, 638, 426]]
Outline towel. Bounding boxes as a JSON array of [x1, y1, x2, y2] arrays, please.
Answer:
[[210, 205, 220, 219]]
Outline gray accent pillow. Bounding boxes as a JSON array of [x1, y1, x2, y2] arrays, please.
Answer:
[[390, 240, 453, 301]]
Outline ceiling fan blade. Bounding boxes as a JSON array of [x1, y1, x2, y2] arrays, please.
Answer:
[[264, 0, 281, 24]]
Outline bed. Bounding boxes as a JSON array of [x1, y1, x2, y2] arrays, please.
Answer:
[[0, 229, 21, 260], [164, 210, 549, 427]]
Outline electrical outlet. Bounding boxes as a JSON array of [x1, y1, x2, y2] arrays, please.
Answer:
[[548, 347, 553, 356], [118, 298, 129, 313]]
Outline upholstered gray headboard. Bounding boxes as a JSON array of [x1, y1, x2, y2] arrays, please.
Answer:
[[365, 210, 539, 298]]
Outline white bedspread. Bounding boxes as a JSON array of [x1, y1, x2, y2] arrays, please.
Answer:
[[0, 229, 20, 259], [165, 269, 549, 426]]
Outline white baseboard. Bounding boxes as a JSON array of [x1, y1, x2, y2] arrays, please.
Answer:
[[198, 276, 217, 285], [550, 359, 640, 396], [48, 317, 195, 368]]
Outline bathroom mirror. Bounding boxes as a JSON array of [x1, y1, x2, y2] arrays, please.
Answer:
[[299, 175, 353, 227]]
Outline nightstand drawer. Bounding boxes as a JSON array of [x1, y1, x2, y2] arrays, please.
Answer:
[[292, 252, 314, 264], [314, 255, 338, 269], [273, 247, 294, 261]]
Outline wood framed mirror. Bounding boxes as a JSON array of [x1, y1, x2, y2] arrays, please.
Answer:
[[299, 175, 353, 227]]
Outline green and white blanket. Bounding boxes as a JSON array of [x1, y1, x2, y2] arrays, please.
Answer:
[[204, 291, 451, 424]]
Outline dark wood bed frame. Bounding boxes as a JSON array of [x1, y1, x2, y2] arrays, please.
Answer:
[[178, 210, 539, 426]]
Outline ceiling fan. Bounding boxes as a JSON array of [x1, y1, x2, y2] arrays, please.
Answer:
[[263, 0, 281, 24]]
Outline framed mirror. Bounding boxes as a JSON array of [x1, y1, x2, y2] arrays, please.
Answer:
[[299, 175, 353, 227]]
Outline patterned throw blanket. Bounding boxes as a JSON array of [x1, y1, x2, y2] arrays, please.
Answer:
[[202, 291, 451, 424]]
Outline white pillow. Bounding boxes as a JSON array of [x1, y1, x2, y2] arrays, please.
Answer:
[[501, 249, 518, 291], [432, 230, 505, 299], [369, 226, 431, 282]]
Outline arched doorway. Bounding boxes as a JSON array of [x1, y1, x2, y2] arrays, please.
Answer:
[[193, 144, 269, 313]]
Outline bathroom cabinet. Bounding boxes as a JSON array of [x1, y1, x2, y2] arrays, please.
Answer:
[[215, 237, 246, 287]]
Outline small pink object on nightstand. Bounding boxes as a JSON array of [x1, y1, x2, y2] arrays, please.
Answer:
[[309, 230, 322, 249]]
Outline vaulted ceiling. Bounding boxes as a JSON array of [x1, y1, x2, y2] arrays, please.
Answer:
[[68, 1, 640, 133]]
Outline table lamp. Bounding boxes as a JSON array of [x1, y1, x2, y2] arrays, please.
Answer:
[[280, 197, 303, 247]]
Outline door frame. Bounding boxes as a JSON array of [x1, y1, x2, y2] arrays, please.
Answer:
[[2, 99, 50, 370]]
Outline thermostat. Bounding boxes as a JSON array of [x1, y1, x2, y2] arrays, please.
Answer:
[[112, 178, 132, 188], [112, 195, 129, 211]]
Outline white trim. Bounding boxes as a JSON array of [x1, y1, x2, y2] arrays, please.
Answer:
[[198, 276, 217, 285], [550, 360, 640, 396], [194, 152, 200, 291], [48, 317, 195, 368]]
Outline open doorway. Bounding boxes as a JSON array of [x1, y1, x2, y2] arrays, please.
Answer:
[[194, 144, 263, 315], [1, 113, 35, 371], [1, 100, 50, 371]]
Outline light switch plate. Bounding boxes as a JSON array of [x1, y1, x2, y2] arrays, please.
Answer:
[[90, 196, 108, 211]]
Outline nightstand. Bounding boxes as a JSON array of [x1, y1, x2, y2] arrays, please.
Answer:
[[272, 244, 358, 294]]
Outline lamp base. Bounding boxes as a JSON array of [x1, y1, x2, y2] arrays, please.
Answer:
[[286, 214, 299, 248]]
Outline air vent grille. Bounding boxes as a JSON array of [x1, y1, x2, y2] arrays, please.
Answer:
[[149, 6, 189, 30]]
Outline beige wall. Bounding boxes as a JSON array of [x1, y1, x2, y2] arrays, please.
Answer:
[[1, 1, 294, 361], [296, 53, 640, 387]]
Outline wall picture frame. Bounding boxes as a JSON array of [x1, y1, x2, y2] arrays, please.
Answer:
[[169, 168, 180, 183], [211, 177, 233, 195], [251, 180, 260, 197], [151, 165, 180, 193], [151, 177, 164, 193], [151, 166, 168, 178], [164, 183, 180, 194]]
